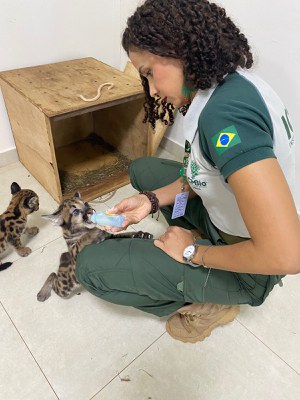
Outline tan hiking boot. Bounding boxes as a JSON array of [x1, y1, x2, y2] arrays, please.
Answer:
[[166, 303, 240, 343]]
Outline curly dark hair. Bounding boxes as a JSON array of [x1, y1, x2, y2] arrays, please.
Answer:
[[122, 0, 253, 128]]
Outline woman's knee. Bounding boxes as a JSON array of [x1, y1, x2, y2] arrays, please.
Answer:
[[129, 157, 154, 191], [129, 157, 181, 191]]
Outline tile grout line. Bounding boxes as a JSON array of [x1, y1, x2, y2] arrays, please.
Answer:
[[236, 319, 300, 376], [30, 235, 64, 254], [89, 331, 167, 399], [0, 301, 60, 400], [3, 234, 63, 265]]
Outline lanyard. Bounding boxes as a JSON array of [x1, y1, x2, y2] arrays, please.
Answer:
[[171, 139, 191, 219], [179, 140, 191, 191]]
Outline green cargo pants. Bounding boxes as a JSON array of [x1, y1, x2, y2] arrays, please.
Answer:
[[76, 157, 283, 317]]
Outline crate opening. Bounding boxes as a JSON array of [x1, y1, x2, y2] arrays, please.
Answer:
[[55, 133, 132, 198]]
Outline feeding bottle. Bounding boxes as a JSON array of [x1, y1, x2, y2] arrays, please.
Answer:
[[91, 211, 125, 228]]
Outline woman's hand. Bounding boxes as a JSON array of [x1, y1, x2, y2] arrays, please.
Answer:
[[107, 194, 152, 232], [154, 226, 195, 263]]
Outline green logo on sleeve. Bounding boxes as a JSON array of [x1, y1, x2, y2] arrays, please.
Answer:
[[190, 160, 200, 179], [211, 125, 241, 155]]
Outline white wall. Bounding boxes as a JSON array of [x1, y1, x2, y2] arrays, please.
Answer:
[[0, 0, 299, 206]]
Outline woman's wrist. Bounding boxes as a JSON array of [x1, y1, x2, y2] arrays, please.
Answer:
[[193, 245, 213, 268], [139, 191, 160, 218]]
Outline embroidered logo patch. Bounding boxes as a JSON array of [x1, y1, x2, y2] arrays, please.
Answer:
[[187, 160, 207, 189], [190, 160, 200, 179], [212, 125, 241, 155]]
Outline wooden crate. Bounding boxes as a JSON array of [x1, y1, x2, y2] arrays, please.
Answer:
[[0, 57, 166, 202]]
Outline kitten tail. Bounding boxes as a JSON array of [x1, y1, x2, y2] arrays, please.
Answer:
[[0, 262, 13, 271]]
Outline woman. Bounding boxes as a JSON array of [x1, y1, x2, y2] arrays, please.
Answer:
[[76, 0, 300, 343]]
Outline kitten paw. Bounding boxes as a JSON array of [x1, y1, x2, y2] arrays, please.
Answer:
[[18, 247, 32, 257], [91, 230, 107, 244], [25, 226, 39, 236], [37, 273, 55, 302], [37, 288, 51, 302], [132, 231, 153, 239]]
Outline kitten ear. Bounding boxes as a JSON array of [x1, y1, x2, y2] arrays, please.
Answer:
[[74, 192, 81, 198], [11, 182, 21, 194], [27, 196, 39, 210], [42, 212, 64, 226]]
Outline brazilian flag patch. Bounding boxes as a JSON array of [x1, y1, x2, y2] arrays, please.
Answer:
[[211, 125, 241, 155]]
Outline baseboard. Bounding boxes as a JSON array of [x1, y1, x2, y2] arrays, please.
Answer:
[[0, 147, 19, 168], [160, 136, 183, 161]]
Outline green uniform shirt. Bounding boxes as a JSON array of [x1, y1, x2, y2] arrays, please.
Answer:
[[184, 69, 295, 237]]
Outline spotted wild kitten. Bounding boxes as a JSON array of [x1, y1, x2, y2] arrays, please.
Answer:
[[37, 192, 152, 302], [0, 182, 39, 271]]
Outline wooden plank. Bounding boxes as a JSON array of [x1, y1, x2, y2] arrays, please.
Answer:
[[0, 58, 144, 117], [0, 81, 62, 202], [51, 93, 144, 122], [93, 99, 148, 160], [147, 120, 168, 156], [51, 113, 93, 148], [124, 61, 140, 80], [63, 173, 130, 202]]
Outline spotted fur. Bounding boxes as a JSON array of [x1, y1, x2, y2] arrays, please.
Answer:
[[37, 192, 152, 302], [0, 182, 39, 271]]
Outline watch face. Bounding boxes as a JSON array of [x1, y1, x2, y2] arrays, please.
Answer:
[[184, 245, 195, 259]]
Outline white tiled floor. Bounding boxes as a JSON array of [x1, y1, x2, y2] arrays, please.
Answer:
[[0, 148, 299, 400]]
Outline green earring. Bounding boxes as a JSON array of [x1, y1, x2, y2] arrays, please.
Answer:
[[182, 83, 194, 103]]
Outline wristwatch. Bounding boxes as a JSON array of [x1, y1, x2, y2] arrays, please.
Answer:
[[183, 244, 201, 267]]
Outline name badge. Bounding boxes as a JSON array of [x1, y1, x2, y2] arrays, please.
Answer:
[[171, 191, 189, 219]]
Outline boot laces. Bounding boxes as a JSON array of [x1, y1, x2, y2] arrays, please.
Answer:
[[183, 312, 201, 325]]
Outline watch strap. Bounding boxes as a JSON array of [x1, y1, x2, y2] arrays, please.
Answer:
[[185, 243, 201, 267], [186, 259, 202, 267]]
